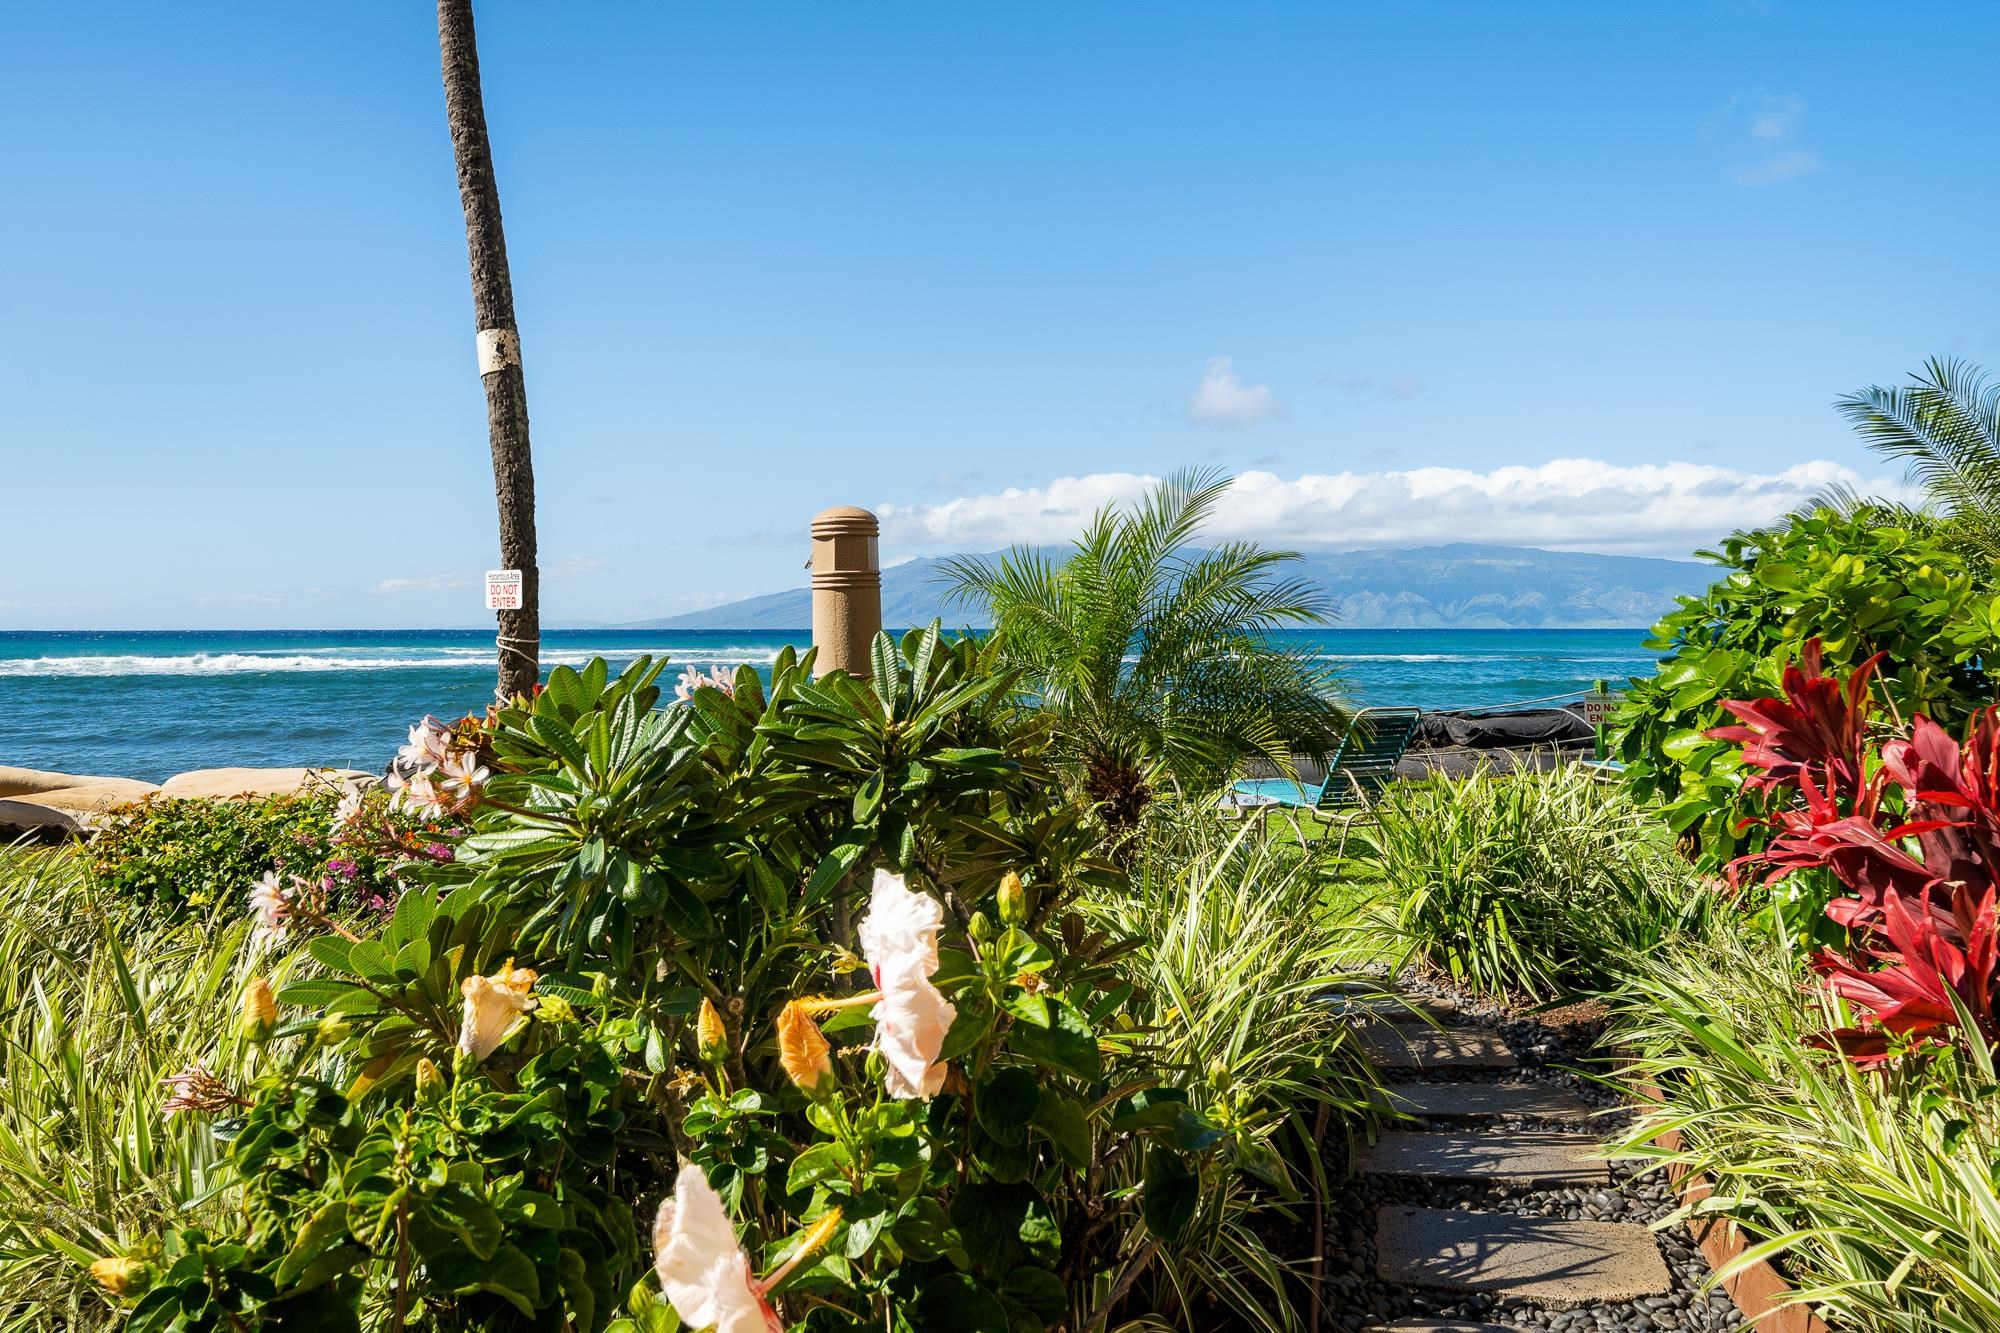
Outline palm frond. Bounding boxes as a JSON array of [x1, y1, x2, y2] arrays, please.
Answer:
[[943, 471, 1346, 822], [1836, 358, 2000, 563]]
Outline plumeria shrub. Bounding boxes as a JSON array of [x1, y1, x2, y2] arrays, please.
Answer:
[[90, 787, 447, 919], [88, 626, 1369, 1331]]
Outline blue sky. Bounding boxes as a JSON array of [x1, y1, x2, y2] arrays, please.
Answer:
[[4, 1, 1997, 628]]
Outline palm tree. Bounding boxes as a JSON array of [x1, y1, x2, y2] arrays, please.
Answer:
[[1836, 358, 2000, 566], [437, 0, 540, 700], [941, 469, 1345, 830]]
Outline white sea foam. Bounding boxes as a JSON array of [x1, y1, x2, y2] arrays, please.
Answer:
[[1318, 653, 1493, 662], [0, 648, 781, 678]]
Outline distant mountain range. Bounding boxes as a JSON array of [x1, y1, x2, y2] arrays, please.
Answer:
[[630, 544, 1709, 630]]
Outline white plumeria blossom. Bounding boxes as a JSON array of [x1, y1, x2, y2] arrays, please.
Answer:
[[390, 717, 452, 783], [432, 748, 490, 812], [247, 870, 294, 939], [674, 664, 737, 703], [857, 870, 957, 1099], [652, 1162, 780, 1333], [331, 789, 365, 830]]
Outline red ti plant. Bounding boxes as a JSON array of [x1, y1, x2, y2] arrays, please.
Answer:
[[1712, 640, 2000, 1064]]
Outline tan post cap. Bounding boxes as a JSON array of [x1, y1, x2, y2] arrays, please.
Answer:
[[810, 506, 883, 678]]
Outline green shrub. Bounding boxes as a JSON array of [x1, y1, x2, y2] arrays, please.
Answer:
[[1362, 763, 1712, 1000], [1615, 921, 2000, 1333], [89, 787, 445, 918], [77, 629, 1380, 1333], [1611, 507, 1999, 873]]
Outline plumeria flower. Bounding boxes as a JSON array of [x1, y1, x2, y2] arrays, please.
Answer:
[[857, 870, 956, 1099], [674, 664, 737, 703], [457, 960, 538, 1063], [394, 771, 442, 817], [653, 1163, 839, 1333], [248, 871, 297, 939], [431, 748, 490, 814], [160, 1063, 248, 1118], [332, 789, 365, 831], [399, 716, 454, 772]]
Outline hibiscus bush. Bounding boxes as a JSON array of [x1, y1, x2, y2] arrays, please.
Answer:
[[88, 627, 1372, 1332]]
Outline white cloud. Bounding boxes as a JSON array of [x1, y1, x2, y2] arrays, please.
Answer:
[[371, 574, 476, 594], [877, 460, 1899, 557], [1716, 90, 1823, 186], [1186, 356, 1279, 426], [548, 554, 606, 579], [1745, 92, 1804, 141], [1729, 149, 1823, 186]]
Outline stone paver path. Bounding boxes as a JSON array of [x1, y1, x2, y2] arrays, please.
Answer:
[[1348, 987, 1700, 1332], [1380, 1081, 1595, 1123], [1358, 1023, 1518, 1070], [1375, 1207, 1672, 1308], [1354, 1131, 1608, 1187]]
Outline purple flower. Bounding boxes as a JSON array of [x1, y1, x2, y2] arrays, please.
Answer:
[[327, 858, 359, 880]]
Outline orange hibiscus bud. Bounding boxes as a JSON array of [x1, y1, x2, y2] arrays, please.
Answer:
[[240, 976, 277, 1044], [776, 1000, 833, 1095], [696, 997, 729, 1065]]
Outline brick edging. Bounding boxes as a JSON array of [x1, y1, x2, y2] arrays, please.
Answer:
[[1639, 1085, 1830, 1333]]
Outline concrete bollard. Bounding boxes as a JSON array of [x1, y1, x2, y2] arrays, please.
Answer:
[[810, 506, 882, 678]]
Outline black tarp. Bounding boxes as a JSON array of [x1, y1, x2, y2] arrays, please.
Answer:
[[1414, 706, 1595, 750]]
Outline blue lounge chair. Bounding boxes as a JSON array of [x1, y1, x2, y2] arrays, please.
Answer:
[[1223, 706, 1423, 848]]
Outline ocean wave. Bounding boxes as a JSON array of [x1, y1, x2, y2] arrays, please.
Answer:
[[0, 648, 782, 678], [1319, 653, 1495, 662]]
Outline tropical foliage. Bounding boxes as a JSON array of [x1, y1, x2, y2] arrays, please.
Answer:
[[0, 847, 275, 1328], [1716, 642, 2000, 1064], [1360, 764, 1712, 1000], [1610, 507, 1999, 872], [54, 629, 1384, 1333], [1081, 809, 1385, 1329], [1614, 920, 2000, 1333], [941, 469, 1345, 831], [1605, 644, 2000, 1331], [90, 788, 452, 918], [1837, 357, 2000, 568]]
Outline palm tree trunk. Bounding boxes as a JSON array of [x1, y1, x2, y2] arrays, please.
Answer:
[[437, 0, 539, 701]]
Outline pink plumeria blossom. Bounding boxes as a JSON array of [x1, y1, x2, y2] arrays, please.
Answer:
[[652, 1163, 780, 1333], [857, 870, 956, 1099]]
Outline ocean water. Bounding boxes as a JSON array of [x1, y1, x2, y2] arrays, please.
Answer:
[[0, 628, 1660, 783]]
